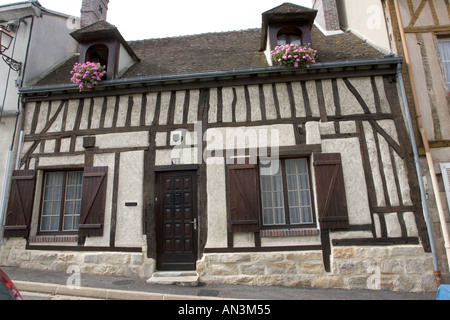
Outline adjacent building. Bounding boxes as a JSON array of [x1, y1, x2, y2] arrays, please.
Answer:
[[0, 1, 79, 242], [338, 0, 450, 285]]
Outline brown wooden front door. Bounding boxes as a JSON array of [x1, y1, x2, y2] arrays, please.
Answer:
[[156, 170, 198, 271]]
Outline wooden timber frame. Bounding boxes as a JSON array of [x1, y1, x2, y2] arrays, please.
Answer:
[[15, 58, 430, 260]]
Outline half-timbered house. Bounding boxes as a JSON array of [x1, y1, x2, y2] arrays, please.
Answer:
[[0, 0, 439, 292]]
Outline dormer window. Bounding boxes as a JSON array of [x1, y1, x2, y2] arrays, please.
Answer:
[[86, 44, 108, 66], [277, 27, 303, 46], [86, 44, 108, 79], [70, 20, 139, 81], [260, 3, 318, 66]]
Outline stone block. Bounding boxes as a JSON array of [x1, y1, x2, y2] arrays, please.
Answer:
[[311, 275, 344, 289], [284, 275, 312, 287], [298, 261, 325, 274], [266, 262, 296, 275], [209, 264, 239, 276], [131, 254, 143, 265], [332, 247, 355, 259], [240, 264, 265, 275], [381, 259, 405, 274], [250, 253, 283, 263], [335, 260, 367, 275], [394, 275, 415, 292], [284, 251, 322, 262], [404, 258, 425, 274], [347, 276, 370, 290], [207, 253, 251, 264], [84, 254, 99, 263]]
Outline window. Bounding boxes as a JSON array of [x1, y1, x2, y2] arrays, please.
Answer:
[[40, 171, 83, 232], [438, 39, 450, 88], [260, 158, 314, 227], [277, 27, 303, 46], [85, 44, 108, 80], [441, 163, 450, 216], [4, 167, 108, 239]]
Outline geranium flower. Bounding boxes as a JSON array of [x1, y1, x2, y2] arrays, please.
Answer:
[[70, 61, 106, 92], [270, 44, 318, 69]]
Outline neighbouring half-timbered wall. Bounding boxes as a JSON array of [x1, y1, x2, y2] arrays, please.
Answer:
[[384, 0, 450, 277], [1, 70, 436, 291]]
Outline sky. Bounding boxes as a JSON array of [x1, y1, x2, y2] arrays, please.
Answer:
[[0, 0, 312, 40]]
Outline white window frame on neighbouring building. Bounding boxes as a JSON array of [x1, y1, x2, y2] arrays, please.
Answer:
[[438, 39, 450, 89], [441, 163, 450, 214]]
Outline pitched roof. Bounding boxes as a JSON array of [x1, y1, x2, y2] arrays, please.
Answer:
[[262, 2, 318, 16], [70, 20, 139, 62], [35, 25, 384, 86]]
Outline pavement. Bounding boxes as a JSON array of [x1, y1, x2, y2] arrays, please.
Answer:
[[0, 266, 437, 301]]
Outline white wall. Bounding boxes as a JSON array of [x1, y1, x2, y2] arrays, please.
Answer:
[[336, 0, 391, 54]]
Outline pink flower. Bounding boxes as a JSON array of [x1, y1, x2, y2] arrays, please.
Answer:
[[70, 61, 106, 91], [270, 44, 318, 69]]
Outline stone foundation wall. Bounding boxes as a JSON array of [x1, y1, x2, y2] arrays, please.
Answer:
[[197, 246, 438, 293], [1, 240, 438, 293], [0, 239, 155, 279]]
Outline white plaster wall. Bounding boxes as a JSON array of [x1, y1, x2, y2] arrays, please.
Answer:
[[336, 0, 391, 53], [115, 150, 146, 248], [25, 13, 79, 85], [205, 159, 228, 249]]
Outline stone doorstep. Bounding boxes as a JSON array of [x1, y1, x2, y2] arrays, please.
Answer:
[[147, 271, 199, 287]]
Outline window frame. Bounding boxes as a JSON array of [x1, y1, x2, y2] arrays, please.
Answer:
[[441, 162, 450, 217], [437, 37, 450, 89], [277, 27, 303, 46], [259, 157, 317, 230], [38, 169, 84, 235]]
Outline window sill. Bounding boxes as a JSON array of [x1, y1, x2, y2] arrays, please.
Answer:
[[29, 235, 79, 243], [260, 228, 320, 238]]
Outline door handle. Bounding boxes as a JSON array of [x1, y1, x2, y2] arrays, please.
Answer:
[[190, 218, 197, 230]]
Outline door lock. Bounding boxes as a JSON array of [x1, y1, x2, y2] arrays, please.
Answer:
[[190, 218, 197, 230]]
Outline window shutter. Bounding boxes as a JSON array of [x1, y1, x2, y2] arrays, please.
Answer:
[[229, 165, 261, 233], [314, 153, 349, 230], [79, 167, 108, 237], [4, 170, 37, 238], [441, 163, 450, 216]]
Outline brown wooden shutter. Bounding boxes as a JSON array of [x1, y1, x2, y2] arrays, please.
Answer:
[[4, 170, 37, 238], [314, 153, 349, 230], [229, 165, 261, 233], [79, 167, 108, 237]]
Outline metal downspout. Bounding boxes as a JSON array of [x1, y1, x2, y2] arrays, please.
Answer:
[[393, 0, 449, 284]]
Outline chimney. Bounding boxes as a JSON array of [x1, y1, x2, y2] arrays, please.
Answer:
[[80, 0, 110, 27], [312, 0, 342, 35]]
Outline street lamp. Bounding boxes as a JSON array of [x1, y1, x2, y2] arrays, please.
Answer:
[[0, 26, 22, 74], [0, 26, 13, 53]]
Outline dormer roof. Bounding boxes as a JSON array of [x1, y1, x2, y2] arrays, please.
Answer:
[[260, 2, 318, 51], [262, 2, 318, 17], [70, 20, 139, 62]]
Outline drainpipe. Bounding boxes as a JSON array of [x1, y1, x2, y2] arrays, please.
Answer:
[[393, 0, 450, 284]]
